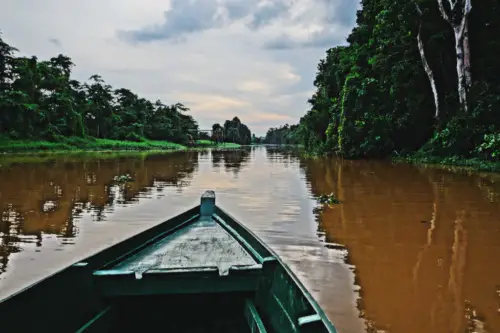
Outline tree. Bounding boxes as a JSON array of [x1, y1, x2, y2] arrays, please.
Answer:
[[436, 0, 472, 110], [265, 0, 500, 160], [264, 125, 300, 145], [415, 1, 440, 118], [217, 117, 252, 145], [0, 31, 205, 144]]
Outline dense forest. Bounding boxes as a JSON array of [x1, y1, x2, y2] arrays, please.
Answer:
[[0, 31, 198, 144], [0, 31, 253, 147], [212, 117, 252, 145], [264, 124, 300, 145], [266, 0, 500, 162]]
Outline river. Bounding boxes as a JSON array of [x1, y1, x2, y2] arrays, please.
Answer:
[[0, 146, 498, 333]]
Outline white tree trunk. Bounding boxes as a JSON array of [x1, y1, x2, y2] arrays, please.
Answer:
[[414, 2, 440, 118], [417, 21, 440, 118], [463, 22, 472, 88], [436, 0, 472, 111], [454, 25, 468, 111]]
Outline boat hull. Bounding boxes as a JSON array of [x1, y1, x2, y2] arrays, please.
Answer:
[[0, 192, 337, 333]]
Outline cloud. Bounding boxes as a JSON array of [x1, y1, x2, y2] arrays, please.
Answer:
[[48, 38, 61, 47], [175, 93, 250, 112], [263, 27, 350, 50], [252, 112, 292, 121], [247, 1, 292, 30], [0, 0, 358, 136], [118, 0, 220, 43], [262, 0, 359, 50], [236, 80, 272, 93], [322, 0, 359, 26], [118, 0, 294, 44]]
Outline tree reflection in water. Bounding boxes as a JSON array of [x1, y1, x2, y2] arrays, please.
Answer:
[[0, 151, 199, 275], [300, 156, 500, 333]]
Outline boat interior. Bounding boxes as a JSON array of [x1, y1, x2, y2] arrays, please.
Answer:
[[87, 293, 264, 333], [87, 210, 270, 332]]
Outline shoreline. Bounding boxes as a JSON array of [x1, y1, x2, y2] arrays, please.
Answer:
[[392, 155, 500, 174], [299, 149, 500, 174], [3, 139, 498, 175], [0, 142, 244, 168], [0, 138, 241, 155]]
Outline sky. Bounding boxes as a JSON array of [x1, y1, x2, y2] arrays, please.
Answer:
[[1, 0, 359, 136]]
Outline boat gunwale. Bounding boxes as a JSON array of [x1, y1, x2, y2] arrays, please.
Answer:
[[212, 213, 273, 265], [215, 205, 338, 333], [94, 264, 263, 277], [0, 205, 201, 304]]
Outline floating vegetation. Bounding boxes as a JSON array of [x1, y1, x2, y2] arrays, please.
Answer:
[[313, 192, 342, 215], [113, 174, 134, 184], [318, 192, 341, 205]]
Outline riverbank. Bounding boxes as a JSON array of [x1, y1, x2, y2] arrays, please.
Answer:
[[393, 155, 500, 173], [0, 137, 241, 154], [297, 148, 500, 174], [193, 140, 241, 149]]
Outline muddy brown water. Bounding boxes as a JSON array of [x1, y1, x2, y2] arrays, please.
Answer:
[[0, 146, 499, 333]]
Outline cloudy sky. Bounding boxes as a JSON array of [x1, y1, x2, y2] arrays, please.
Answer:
[[1, 0, 359, 135]]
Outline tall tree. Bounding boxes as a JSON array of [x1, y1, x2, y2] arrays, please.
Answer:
[[267, 0, 500, 160], [415, 2, 440, 118], [436, 0, 472, 110]]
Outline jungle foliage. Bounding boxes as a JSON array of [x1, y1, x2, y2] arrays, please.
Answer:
[[264, 124, 300, 145], [212, 117, 252, 145], [0, 31, 201, 145], [266, 0, 500, 161]]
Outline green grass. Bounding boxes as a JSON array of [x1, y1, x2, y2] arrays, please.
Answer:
[[195, 140, 241, 148], [218, 142, 241, 148], [196, 139, 213, 146], [0, 137, 185, 153], [91, 138, 184, 151], [0, 137, 243, 154]]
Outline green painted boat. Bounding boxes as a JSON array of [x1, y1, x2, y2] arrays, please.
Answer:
[[0, 191, 337, 333]]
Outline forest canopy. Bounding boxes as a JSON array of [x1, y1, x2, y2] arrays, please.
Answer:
[[212, 117, 252, 145], [0, 31, 252, 146], [266, 0, 500, 161]]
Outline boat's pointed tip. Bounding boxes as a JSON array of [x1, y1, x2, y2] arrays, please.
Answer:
[[201, 190, 216, 217], [201, 190, 216, 198]]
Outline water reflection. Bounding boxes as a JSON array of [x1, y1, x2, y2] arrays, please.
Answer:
[[0, 151, 199, 277], [209, 148, 251, 175], [222, 148, 251, 175], [301, 157, 500, 333], [211, 150, 223, 168], [266, 145, 299, 164]]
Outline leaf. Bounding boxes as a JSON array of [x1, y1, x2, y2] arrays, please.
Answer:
[[23, 103, 38, 110]]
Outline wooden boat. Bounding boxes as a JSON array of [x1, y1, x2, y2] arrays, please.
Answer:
[[0, 191, 337, 333]]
